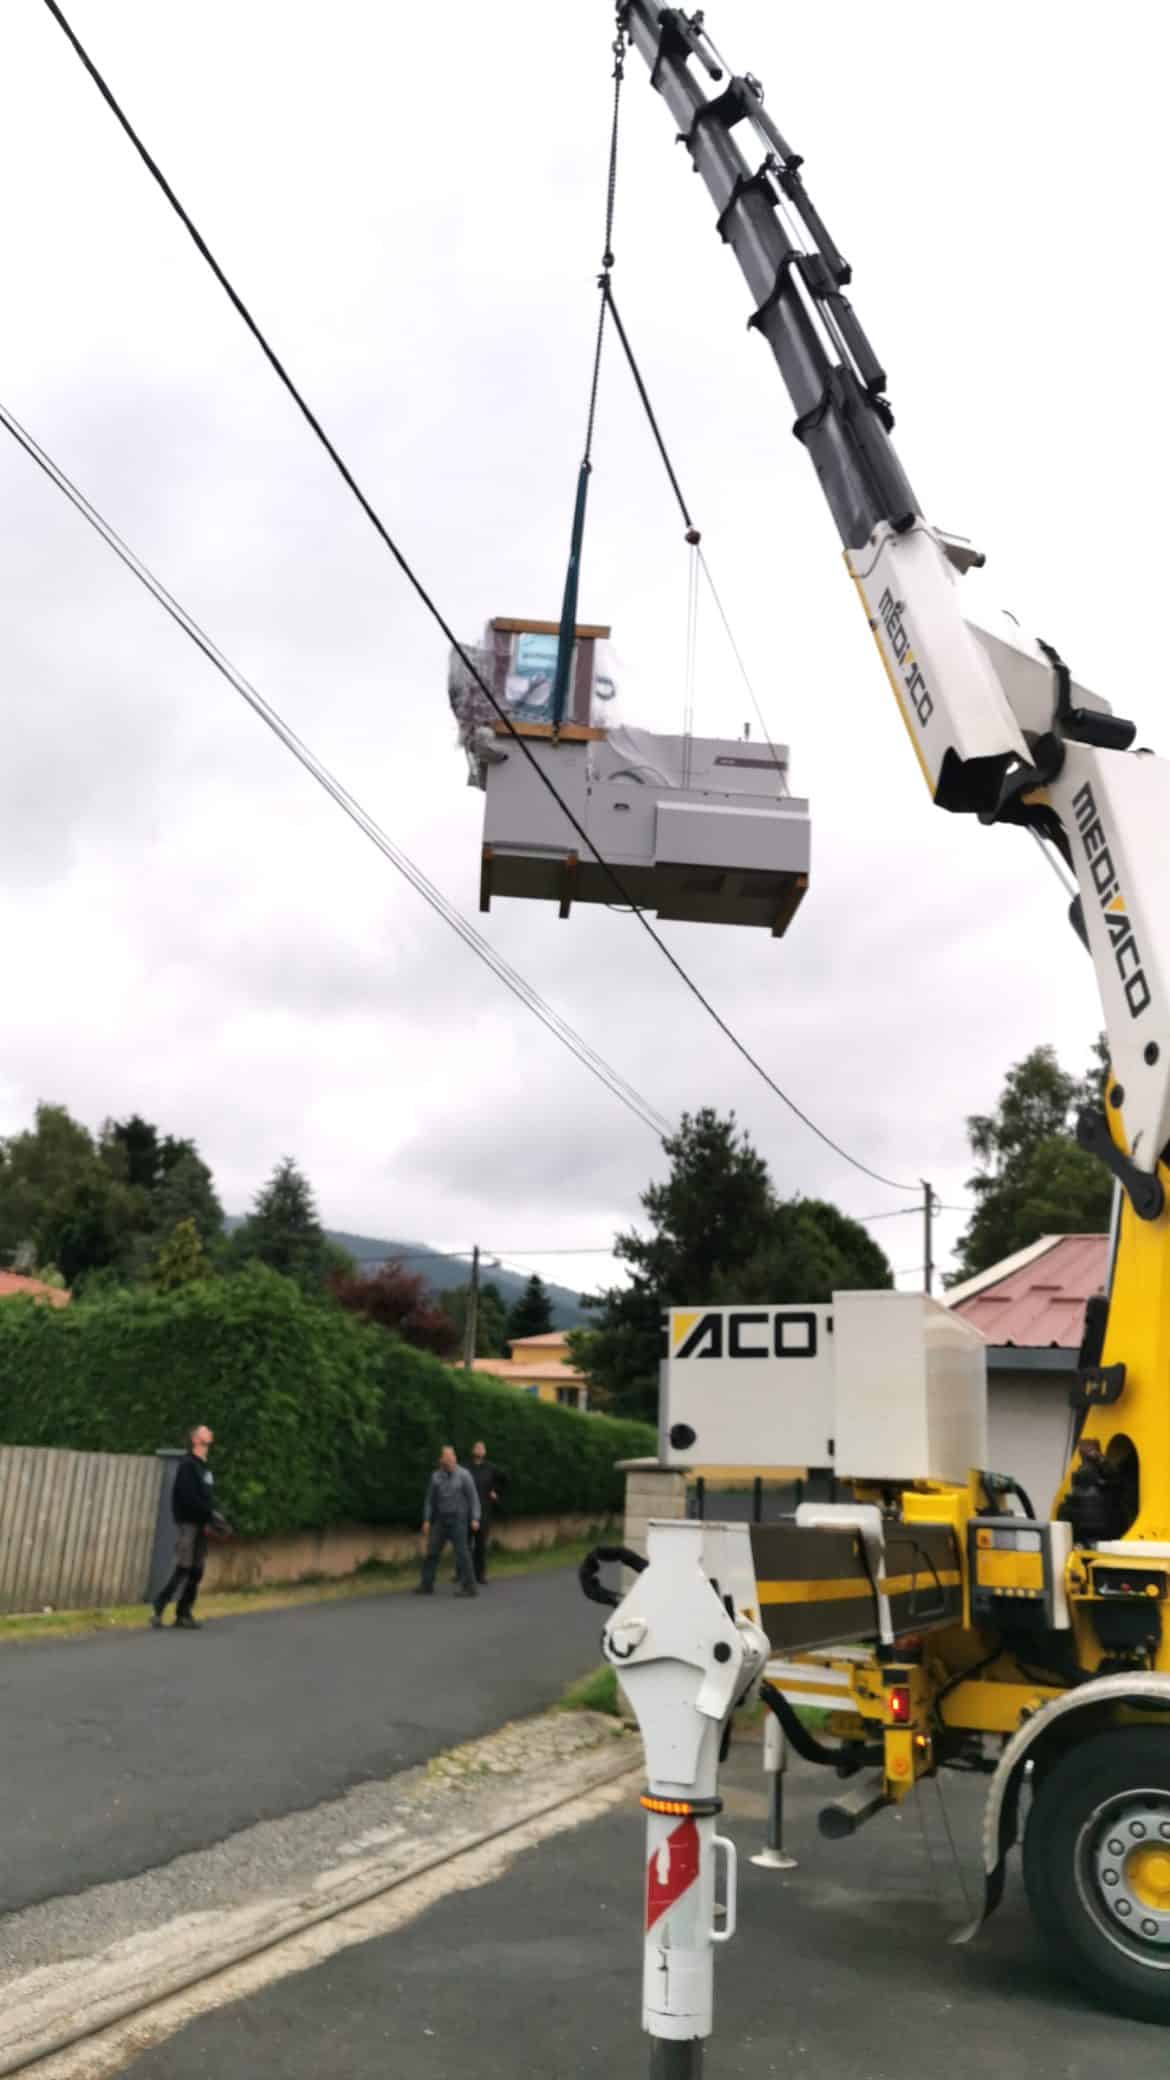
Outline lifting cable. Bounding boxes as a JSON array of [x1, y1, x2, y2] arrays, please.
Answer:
[[37, 0, 923, 1199], [602, 284, 786, 784], [549, 11, 627, 731]]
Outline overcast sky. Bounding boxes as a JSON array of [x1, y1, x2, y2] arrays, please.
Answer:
[[0, 1, 1155, 1301]]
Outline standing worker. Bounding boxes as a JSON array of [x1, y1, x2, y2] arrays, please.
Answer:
[[150, 1424, 230, 1632], [468, 1439, 507, 1587], [417, 1445, 480, 1598]]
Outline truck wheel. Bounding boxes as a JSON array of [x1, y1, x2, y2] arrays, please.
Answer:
[[1023, 1726, 1170, 2022]]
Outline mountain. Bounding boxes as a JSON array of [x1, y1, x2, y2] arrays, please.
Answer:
[[225, 1220, 590, 1329], [326, 1234, 591, 1329]]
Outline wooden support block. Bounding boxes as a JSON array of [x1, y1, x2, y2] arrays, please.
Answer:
[[771, 873, 809, 938], [558, 851, 579, 920]]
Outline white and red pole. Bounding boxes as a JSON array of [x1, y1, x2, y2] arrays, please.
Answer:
[[603, 1521, 767, 2080]]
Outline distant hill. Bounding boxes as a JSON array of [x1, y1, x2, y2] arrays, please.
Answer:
[[225, 1220, 591, 1330], [327, 1233, 591, 1330]]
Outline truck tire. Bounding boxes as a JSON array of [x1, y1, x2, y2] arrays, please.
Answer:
[[1023, 1725, 1170, 2022]]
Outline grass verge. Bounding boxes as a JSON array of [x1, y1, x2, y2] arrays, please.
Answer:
[[0, 1532, 607, 1649], [559, 1664, 622, 1718]]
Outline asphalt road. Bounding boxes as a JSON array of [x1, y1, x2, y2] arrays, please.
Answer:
[[0, 1567, 602, 1916], [122, 1740, 1170, 2080]]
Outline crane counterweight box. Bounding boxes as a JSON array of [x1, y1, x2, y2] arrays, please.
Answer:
[[661, 1291, 987, 1484]]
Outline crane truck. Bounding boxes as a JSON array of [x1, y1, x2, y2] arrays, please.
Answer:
[[575, 4, 1170, 2068]]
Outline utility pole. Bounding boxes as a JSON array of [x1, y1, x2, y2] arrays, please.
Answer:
[[462, 1244, 480, 1370], [922, 1182, 935, 1296]]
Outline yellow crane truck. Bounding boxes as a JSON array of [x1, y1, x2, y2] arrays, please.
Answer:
[[573, 5, 1170, 2071]]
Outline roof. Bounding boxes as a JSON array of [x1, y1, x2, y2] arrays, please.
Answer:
[[948, 1233, 1109, 1350], [470, 1358, 585, 1384], [508, 1331, 571, 1350], [0, 1272, 70, 1308]]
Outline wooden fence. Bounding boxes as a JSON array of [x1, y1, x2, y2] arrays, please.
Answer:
[[0, 1445, 163, 1615]]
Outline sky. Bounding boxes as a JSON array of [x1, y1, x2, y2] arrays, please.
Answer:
[[0, 0, 1158, 1304]]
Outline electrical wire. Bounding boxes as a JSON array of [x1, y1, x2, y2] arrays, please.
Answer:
[[603, 287, 790, 786], [0, 397, 673, 1143], [39, 0, 923, 1199]]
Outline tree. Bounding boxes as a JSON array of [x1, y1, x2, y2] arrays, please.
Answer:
[[441, 1278, 509, 1357], [148, 1149, 225, 1254], [153, 1218, 213, 1290], [331, 1261, 460, 1358], [0, 1103, 146, 1286], [229, 1158, 332, 1288], [102, 1115, 192, 1193], [573, 1108, 893, 1423], [40, 1175, 139, 1288], [505, 1273, 554, 1343], [0, 1105, 230, 1289], [711, 1197, 895, 1308], [950, 1042, 1114, 1284]]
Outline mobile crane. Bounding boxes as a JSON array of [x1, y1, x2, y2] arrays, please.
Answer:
[[577, 3, 1170, 2067]]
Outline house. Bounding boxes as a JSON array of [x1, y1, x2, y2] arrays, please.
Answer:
[[470, 1330, 588, 1411], [0, 1272, 70, 1308], [947, 1233, 1109, 1515]]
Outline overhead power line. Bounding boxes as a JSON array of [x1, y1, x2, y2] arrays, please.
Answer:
[[39, 0, 922, 1199], [0, 398, 672, 1143]]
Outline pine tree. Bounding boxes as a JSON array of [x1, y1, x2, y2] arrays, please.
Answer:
[[576, 1108, 893, 1423], [229, 1158, 330, 1288], [505, 1272, 554, 1343]]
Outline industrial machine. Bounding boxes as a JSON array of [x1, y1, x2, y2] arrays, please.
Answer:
[[571, 1, 1170, 2064], [450, 614, 811, 932]]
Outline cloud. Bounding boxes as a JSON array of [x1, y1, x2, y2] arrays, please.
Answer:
[[0, 0, 1139, 1291]]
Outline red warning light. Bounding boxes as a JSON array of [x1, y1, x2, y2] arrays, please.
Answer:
[[888, 1686, 912, 1726]]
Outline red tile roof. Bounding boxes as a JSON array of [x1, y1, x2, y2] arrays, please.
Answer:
[[0, 1271, 70, 1308], [949, 1234, 1109, 1349]]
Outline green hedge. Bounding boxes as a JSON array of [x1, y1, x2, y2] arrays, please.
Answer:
[[0, 1268, 653, 1536], [349, 1338, 654, 1527]]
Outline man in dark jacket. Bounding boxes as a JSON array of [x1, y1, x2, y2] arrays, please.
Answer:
[[150, 1425, 229, 1631], [468, 1439, 507, 1586], [416, 1445, 480, 1597]]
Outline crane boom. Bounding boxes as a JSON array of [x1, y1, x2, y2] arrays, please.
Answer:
[[623, 0, 1170, 1205]]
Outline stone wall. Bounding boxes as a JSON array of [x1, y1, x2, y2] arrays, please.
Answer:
[[618, 1458, 687, 1560], [201, 1512, 612, 1593]]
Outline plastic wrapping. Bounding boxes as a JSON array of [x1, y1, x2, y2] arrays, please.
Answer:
[[449, 612, 808, 932]]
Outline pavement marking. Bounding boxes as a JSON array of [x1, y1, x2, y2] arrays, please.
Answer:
[[2, 1746, 640, 2080]]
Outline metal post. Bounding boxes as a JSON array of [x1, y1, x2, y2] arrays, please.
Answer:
[[611, 1522, 765, 2080], [752, 1475, 763, 1524], [649, 2041, 703, 2078], [922, 1179, 935, 1296], [751, 1709, 798, 1870], [462, 1244, 480, 1370]]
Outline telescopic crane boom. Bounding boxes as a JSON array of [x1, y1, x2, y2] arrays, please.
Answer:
[[624, 0, 1170, 1214]]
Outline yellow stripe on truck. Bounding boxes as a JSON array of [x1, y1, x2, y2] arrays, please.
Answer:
[[758, 1570, 961, 1606]]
